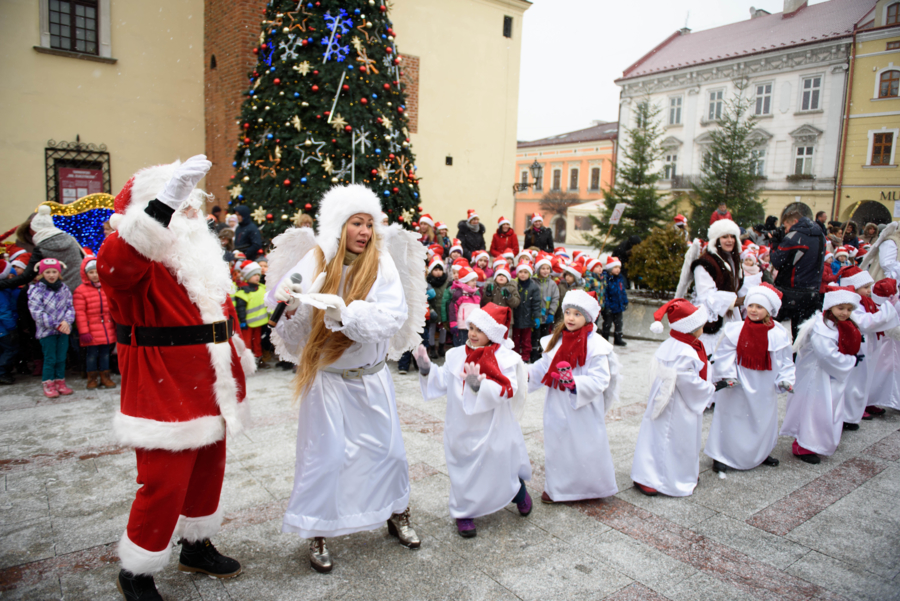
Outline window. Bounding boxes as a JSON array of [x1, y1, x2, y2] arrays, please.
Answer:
[[574, 216, 593, 231], [880, 70, 899, 98], [800, 76, 822, 111], [888, 2, 899, 25], [664, 154, 677, 179], [754, 82, 773, 115], [708, 90, 724, 121], [590, 167, 601, 190], [520, 171, 528, 186], [888, 41, 900, 50], [569, 168, 579, 191], [873, 133, 894, 165], [503, 16, 513, 38], [795, 146, 814, 175], [669, 96, 682, 125], [551, 169, 561, 191], [751, 149, 766, 176], [50, 0, 98, 55]]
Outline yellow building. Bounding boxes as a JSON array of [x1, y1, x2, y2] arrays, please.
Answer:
[[837, 0, 900, 226], [0, 0, 206, 232]]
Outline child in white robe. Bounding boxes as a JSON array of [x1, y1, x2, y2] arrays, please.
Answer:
[[781, 286, 863, 464], [835, 267, 899, 429], [631, 299, 724, 497], [705, 284, 795, 472], [868, 279, 900, 412], [528, 290, 620, 503], [415, 303, 532, 538]]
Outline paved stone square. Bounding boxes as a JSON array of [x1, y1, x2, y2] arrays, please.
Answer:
[[1, 339, 899, 600]]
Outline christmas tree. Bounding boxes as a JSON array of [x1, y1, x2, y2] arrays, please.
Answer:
[[228, 0, 423, 237], [627, 226, 687, 293]]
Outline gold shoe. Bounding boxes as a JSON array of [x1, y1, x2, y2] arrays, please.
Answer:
[[309, 537, 332, 573], [387, 508, 420, 548]]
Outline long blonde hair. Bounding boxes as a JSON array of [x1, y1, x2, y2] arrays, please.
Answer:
[[293, 222, 380, 399]]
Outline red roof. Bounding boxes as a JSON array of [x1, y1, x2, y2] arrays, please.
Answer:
[[518, 122, 618, 149], [618, 0, 875, 82]]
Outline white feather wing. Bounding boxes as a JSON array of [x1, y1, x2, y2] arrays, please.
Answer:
[[382, 224, 427, 361], [860, 221, 898, 280], [675, 238, 701, 299], [792, 311, 821, 354], [266, 227, 318, 289]]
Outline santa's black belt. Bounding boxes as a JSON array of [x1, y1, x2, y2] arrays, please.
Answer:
[[116, 320, 233, 347]]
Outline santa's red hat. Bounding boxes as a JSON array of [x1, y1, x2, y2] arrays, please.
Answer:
[[740, 248, 758, 262], [497, 216, 511, 227], [515, 260, 533, 275], [554, 247, 570, 259], [466, 209, 479, 223], [834, 246, 850, 259], [451, 257, 469, 272], [551, 257, 565, 276], [492, 256, 507, 269], [472, 250, 490, 264], [674, 214, 687, 225], [240, 260, 261, 280], [604, 256, 622, 271], [449, 238, 463, 255], [468, 303, 514, 348], [473, 267, 486, 283], [837, 265, 874, 290], [823, 285, 860, 311], [11, 253, 30, 271], [873, 278, 898, 305], [530, 213, 543, 224], [847, 246, 859, 258], [535, 253, 553, 271], [586, 258, 603, 272], [457, 266, 477, 284], [428, 243, 444, 259], [650, 299, 709, 334], [745, 283, 783, 316], [434, 221, 448, 232], [419, 214, 434, 227], [501, 249, 515, 260], [6, 245, 26, 262], [493, 265, 511, 281], [0, 260, 9, 280], [562, 261, 584, 279], [427, 258, 444, 274]]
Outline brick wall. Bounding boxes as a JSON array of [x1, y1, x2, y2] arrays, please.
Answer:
[[204, 0, 268, 210], [399, 54, 419, 134]]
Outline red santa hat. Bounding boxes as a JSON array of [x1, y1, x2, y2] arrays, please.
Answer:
[[530, 213, 543, 225], [427, 258, 444, 274], [493, 265, 512, 281], [740, 248, 758, 262], [515, 250, 533, 265], [451, 257, 469, 272], [501, 249, 515, 260], [837, 265, 874, 290], [457, 266, 478, 284], [757, 245, 770, 257], [586, 258, 603, 272], [535, 253, 553, 271], [449, 238, 463, 255], [497, 216, 511, 227], [240, 260, 261, 280], [650, 298, 709, 334], [554, 247, 570, 259], [847, 246, 859, 258], [492, 256, 507, 269], [823, 284, 860, 311], [466, 209, 479, 223], [472, 250, 490, 265], [872, 278, 898, 305], [473, 267, 486, 283], [515, 260, 533, 275], [834, 246, 850, 259], [824, 251, 834, 262], [674, 214, 687, 225], [428, 243, 444, 259], [562, 262, 584, 279], [6, 245, 26, 262], [419, 213, 434, 227], [0, 260, 9, 280], [11, 253, 30, 271], [467, 303, 514, 349], [744, 283, 783, 316], [855, 247, 868, 261], [551, 257, 566, 276], [604, 256, 622, 271], [561, 289, 601, 323], [434, 221, 448, 232]]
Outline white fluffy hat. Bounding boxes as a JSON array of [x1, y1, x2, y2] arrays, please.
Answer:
[[707, 219, 741, 255], [467, 303, 514, 348], [561, 289, 601, 323], [823, 285, 860, 311], [315, 185, 384, 263], [744, 283, 783, 317]]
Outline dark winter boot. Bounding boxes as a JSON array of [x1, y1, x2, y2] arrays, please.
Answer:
[[86, 372, 99, 390], [177, 539, 242, 578], [613, 334, 627, 347], [116, 569, 163, 601]]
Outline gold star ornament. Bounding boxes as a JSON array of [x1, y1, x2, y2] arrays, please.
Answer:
[[251, 206, 267, 224], [229, 184, 243, 199]]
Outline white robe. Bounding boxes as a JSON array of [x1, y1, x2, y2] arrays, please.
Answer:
[[631, 337, 714, 497], [705, 321, 795, 470], [780, 317, 857, 456], [869, 299, 900, 410], [692, 266, 740, 355], [419, 345, 531, 519], [879, 240, 900, 280], [528, 329, 619, 502], [842, 301, 899, 424], [270, 249, 411, 538]]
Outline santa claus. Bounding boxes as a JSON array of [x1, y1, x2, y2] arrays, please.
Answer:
[[97, 155, 253, 600]]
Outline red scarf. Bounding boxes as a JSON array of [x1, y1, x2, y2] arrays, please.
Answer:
[[826, 314, 862, 355], [465, 343, 513, 398], [736, 318, 774, 371], [859, 296, 884, 340], [541, 324, 592, 390], [670, 330, 708, 381]]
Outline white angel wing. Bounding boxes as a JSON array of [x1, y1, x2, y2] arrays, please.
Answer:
[[792, 311, 821, 354], [381, 224, 428, 361], [510, 360, 528, 422], [649, 358, 677, 420], [602, 350, 622, 414], [675, 238, 702, 299], [266, 226, 318, 290], [860, 221, 898, 281]]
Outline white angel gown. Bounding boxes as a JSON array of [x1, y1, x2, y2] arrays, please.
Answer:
[[878, 240, 900, 280], [841, 301, 899, 424], [780, 316, 857, 456], [869, 299, 900, 410], [269, 249, 411, 538], [692, 266, 741, 355], [528, 329, 620, 502], [419, 345, 531, 519], [631, 337, 715, 496], [705, 321, 795, 470]]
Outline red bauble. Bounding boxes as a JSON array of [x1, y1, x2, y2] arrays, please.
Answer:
[[359, 66, 367, 73], [412, 221, 419, 227], [301, 39, 308, 46], [243, 123, 250, 129], [389, 154, 395, 159], [313, 70, 319, 75], [392, 187, 399, 193], [360, 97, 368, 104], [244, 137, 251, 144], [230, 175, 235, 179], [393, 58, 400, 65], [344, 125, 352, 132], [331, 139, 336, 143], [388, 28, 394, 36], [288, 199, 294, 204], [379, 4, 386, 11], [311, 85, 319, 92], [283, 179, 291, 186], [371, 169, 378, 175], [383, 83, 391, 90], [305, 203, 312, 209], [273, 78, 281, 85], [252, 48, 259, 54], [316, 114, 321, 119], [324, 111, 330, 116], [266, 213, 273, 220], [397, 107, 404, 113], [377, 117, 383, 124], [385, 47, 393, 54], [342, 84, 349, 91], [261, 43, 267, 49], [398, 216, 404, 222]]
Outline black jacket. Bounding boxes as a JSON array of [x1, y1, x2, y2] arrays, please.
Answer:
[[771, 217, 825, 291], [512, 277, 542, 328], [234, 205, 264, 259], [523, 225, 554, 253], [455, 220, 486, 261]]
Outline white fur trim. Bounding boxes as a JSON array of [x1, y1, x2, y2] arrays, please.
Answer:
[[113, 412, 225, 451], [823, 289, 860, 311], [109, 213, 123, 231], [467, 307, 509, 346], [516, 263, 533, 275], [604, 258, 622, 271], [744, 285, 782, 317], [707, 219, 741, 250], [561, 289, 600, 322], [670, 305, 709, 334], [493, 268, 511, 281], [535, 257, 552, 270], [497, 216, 510, 227], [315, 185, 385, 263], [173, 505, 223, 543], [118, 531, 171, 575], [562, 264, 581, 279], [650, 321, 664, 334], [232, 333, 257, 377], [841, 271, 874, 290]]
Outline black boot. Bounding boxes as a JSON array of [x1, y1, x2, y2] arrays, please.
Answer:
[[614, 334, 627, 347], [178, 539, 242, 578], [117, 570, 162, 601]]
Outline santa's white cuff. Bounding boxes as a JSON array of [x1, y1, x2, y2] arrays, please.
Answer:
[[118, 532, 171, 575]]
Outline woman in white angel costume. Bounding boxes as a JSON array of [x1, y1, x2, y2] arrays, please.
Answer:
[[264, 185, 427, 573]]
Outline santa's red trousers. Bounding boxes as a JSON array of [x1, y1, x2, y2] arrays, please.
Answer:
[[241, 327, 263, 358], [127, 439, 226, 553]]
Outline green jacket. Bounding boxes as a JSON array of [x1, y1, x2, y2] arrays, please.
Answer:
[[481, 279, 521, 326]]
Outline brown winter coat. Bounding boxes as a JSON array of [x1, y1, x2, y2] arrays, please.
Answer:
[[481, 278, 520, 326]]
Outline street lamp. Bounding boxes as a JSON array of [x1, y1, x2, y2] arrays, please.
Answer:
[[513, 160, 543, 193]]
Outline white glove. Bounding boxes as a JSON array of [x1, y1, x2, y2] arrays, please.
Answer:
[[301, 293, 346, 323], [463, 362, 486, 392], [157, 155, 212, 210], [275, 282, 302, 311], [308, 272, 327, 294], [413, 345, 431, 375], [778, 381, 794, 393]]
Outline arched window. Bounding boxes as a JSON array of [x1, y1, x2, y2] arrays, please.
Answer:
[[880, 69, 899, 98], [888, 2, 899, 25]]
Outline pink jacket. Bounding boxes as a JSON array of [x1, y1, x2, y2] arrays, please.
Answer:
[[73, 256, 115, 346]]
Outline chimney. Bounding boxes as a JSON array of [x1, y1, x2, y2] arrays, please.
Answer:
[[679, 27, 691, 35], [783, 0, 807, 18], [749, 6, 770, 19]]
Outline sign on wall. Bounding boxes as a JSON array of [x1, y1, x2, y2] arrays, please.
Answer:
[[57, 167, 104, 204]]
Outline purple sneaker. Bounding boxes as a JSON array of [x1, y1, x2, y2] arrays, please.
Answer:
[[456, 518, 476, 538], [517, 490, 532, 516]]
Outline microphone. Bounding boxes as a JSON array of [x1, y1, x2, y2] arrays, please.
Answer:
[[268, 272, 303, 326]]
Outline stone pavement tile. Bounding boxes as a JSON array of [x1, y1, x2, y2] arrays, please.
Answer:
[[400, 427, 448, 469], [0, 473, 50, 525], [607, 419, 643, 458], [429, 509, 550, 566], [0, 576, 63, 600], [616, 487, 717, 529], [785, 550, 899, 601], [523, 499, 611, 548], [603, 582, 672, 601], [407, 471, 452, 527], [217, 461, 279, 515], [862, 464, 900, 497], [0, 517, 55, 570], [250, 463, 297, 501], [585, 528, 696, 595], [664, 572, 759, 601], [864, 428, 900, 462], [59, 561, 203, 601], [786, 487, 900, 580], [746, 456, 889, 536], [691, 513, 810, 570], [605, 402, 649, 426], [51, 510, 129, 556], [479, 535, 633, 601]]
